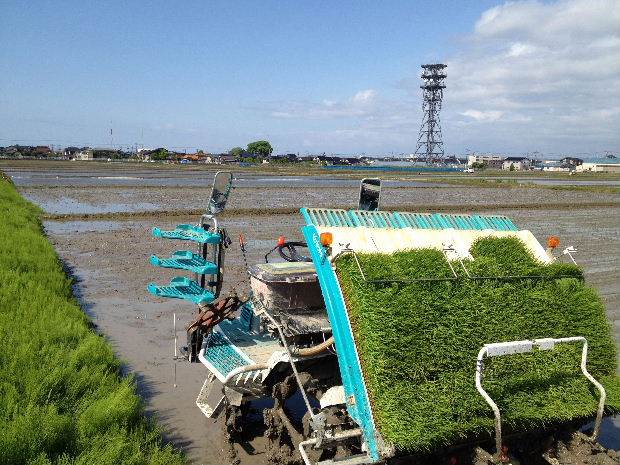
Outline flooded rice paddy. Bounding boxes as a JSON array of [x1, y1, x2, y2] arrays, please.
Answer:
[[2, 160, 619, 463]]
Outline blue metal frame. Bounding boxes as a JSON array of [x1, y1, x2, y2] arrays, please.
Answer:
[[302, 224, 382, 462]]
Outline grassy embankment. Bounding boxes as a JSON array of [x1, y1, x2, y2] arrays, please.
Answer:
[[336, 237, 620, 451], [0, 175, 184, 465]]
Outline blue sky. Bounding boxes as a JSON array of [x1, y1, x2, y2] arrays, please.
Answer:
[[1, 0, 618, 156]]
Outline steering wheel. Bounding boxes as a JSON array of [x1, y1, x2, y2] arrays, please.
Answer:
[[277, 241, 312, 262]]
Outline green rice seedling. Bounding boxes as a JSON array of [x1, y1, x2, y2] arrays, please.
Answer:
[[335, 237, 620, 451], [0, 177, 184, 465]]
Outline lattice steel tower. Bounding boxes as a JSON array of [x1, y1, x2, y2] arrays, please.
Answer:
[[414, 64, 447, 164]]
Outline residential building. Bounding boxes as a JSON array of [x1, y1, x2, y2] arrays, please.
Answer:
[[467, 154, 505, 169], [33, 146, 52, 156], [560, 157, 583, 167], [216, 155, 239, 164], [502, 157, 531, 171], [542, 161, 571, 172], [576, 158, 620, 173], [73, 149, 94, 161]]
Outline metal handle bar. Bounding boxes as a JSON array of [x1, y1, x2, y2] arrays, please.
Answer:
[[475, 337, 606, 461]]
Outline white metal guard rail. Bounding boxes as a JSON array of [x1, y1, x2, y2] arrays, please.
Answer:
[[475, 337, 607, 459]]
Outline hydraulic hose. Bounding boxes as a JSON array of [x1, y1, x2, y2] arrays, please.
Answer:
[[292, 336, 335, 357]]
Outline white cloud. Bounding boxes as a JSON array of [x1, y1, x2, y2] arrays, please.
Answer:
[[461, 109, 504, 122], [441, 0, 620, 153], [267, 89, 379, 120], [263, 0, 620, 154], [505, 42, 537, 57], [351, 89, 377, 104]]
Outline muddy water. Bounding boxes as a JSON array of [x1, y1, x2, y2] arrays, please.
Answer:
[[44, 215, 303, 465], [3, 162, 445, 188], [43, 207, 620, 462], [4, 160, 619, 462], [12, 183, 620, 216]]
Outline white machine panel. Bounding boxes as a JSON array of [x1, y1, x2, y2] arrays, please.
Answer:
[[318, 226, 551, 264]]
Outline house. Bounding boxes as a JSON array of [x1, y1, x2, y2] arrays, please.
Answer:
[[74, 149, 94, 161], [64, 147, 81, 158], [33, 146, 52, 156], [314, 155, 345, 165], [576, 158, 620, 173], [444, 155, 463, 165], [215, 155, 239, 164], [542, 161, 571, 172], [467, 154, 505, 169], [270, 153, 298, 162], [561, 157, 583, 167], [502, 156, 531, 171], [181, 154, 200, 163]]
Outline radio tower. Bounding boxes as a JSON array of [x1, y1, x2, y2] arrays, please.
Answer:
[[414, 64, 447, 164]]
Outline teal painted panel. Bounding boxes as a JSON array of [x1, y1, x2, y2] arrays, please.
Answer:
[[303, 225, 381, 462], [300, 208, 519, 232], [153, 224, 220, 244], [150, 251, 217, 274], [204, 331, 248, 376], [147, 277, 215, 304]]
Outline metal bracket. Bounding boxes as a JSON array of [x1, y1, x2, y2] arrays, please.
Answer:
[[563, 246, 578, 265], [475, 336, 607, 460]]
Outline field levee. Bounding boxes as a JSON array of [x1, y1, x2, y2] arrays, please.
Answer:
[[0, 174, 184, 465]]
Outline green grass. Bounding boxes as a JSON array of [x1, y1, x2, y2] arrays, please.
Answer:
[[0, 175, 184, 465], [335, 237, 620, 451]]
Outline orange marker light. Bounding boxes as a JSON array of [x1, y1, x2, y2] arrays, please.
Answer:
[[277, 235, 286, 247], [320, 232, 333, 247], [547, 235, 560, 249]]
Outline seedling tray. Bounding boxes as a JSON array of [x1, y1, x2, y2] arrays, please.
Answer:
[[152, 224, 220, 244], [147, 276, 215, 304], [335, 237, 620, 451], [150, 251, 217, 274]]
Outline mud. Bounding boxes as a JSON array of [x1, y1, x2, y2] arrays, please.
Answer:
[[3, 160, 619, 464], [15, 183, 620, 216]]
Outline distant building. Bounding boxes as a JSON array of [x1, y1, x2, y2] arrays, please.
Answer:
[[216, 155, 239, 164], [467, 154, 505, 169], [576, 158, 620, 173], [314, 155, 350, 165], [542, 161, 570, 172], [74, 149, 94, 161], [271, 153, 298, 162], [64, 147, 81, 157], [502, 157, 531, 171], [33, 146, 52, 156], [561, 157, 583, 167]]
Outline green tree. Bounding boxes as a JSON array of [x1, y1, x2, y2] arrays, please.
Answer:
[[229, 147, 245, 157], [151, 148, 168, 161], [246, 140, 273, 158]]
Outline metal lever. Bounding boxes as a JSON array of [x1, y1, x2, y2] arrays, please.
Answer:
[[563, 246, 578, 265]]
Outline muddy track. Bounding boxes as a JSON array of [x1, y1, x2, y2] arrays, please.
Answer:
[[43, 201, 620, 221]]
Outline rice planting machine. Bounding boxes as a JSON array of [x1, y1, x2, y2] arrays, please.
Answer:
[[147, 172, 614, 465]]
